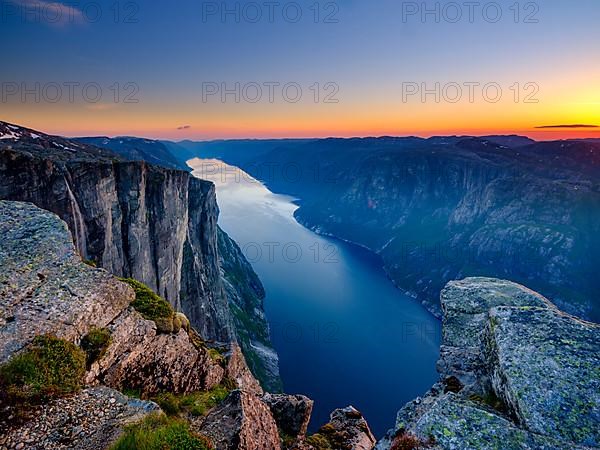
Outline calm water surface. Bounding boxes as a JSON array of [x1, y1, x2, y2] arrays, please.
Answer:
[[189, 158, 440, 437]]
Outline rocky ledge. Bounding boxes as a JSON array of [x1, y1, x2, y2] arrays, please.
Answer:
[[377, 277, 600, 450]]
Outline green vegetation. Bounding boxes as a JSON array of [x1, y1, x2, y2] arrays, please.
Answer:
[[207, 347, 226, 365], [110, 413, 212, 450], [305, 433, 333, 449], [305, 423, 346, 450], [80, 327, 112, 368], [153, 384, 231, 418], [0, 335, 85, 403], [82, 259, 97, 268], [120, 278, 174, 321]]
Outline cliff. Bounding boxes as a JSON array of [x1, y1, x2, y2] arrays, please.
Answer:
[[198, 136, 600, 322], [0, 120, 278, 389], [0, 200, 374, 449], [376, 278, 600, 450]]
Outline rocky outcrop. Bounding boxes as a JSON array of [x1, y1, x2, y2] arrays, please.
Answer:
[[196, 390, 282, 450], [0, 201, 132, 363], [0, 387, 160, 450], [377, 277, 600, 450], [325, 406, 377, 450], [0, 200, 226, 396], [0, 121, 279, 388], [262, 393, 314, 438]]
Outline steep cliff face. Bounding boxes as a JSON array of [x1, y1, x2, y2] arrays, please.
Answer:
[[0, 122, 278, 384], [376, 278, 600, 450], [218, 228, 282, 392], [199, 137, 600, 322], [0, 143, 232, 343]]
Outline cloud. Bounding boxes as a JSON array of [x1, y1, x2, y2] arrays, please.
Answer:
[[9, 0, 85, 26], [177, 125, 192, 130], [535, 124, 599, 129]]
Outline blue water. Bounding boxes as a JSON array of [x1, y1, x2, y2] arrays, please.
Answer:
[[189, 158, 441, 437]]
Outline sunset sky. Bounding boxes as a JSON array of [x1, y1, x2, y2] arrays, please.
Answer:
[[1, 0, 599, 140]]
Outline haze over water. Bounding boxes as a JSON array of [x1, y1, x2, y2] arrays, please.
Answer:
[[189, 158, 441, 437]]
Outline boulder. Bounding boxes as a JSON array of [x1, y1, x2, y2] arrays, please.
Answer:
[[196, 390, 281, 450], [262, 393, 314, 437], [485, 305, 600, 447], [317, 406, 376, 450], [378, 278, 600, 450]]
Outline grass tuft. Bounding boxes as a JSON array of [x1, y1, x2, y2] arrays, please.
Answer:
[[111, 413, 212, 450], [119, 278, 175, 331], [80, 327, 112, 368], [153, 384, 231, 418], [0, 335, 85, 403]]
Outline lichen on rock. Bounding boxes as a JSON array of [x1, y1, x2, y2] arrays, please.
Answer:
[[377, 277, 600, 450]]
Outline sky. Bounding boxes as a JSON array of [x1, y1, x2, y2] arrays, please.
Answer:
[[0, 0, 599, 140]]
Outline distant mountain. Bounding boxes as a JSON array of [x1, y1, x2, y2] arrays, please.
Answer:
[[481, 134, 536, 148], [192, 135, 600, 322], [75, 136, 190, 171]]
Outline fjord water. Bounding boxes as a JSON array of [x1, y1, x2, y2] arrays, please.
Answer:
[[189, 158, 440, 437]]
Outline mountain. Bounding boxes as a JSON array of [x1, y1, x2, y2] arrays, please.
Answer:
[[0, 121, 278, 390], [192, 135, 600, 322], [75, 136, 190, 171]]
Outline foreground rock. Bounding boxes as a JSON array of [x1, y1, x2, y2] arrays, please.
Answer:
[[377, 277, 600, 450], [0, 201, 132, 363], [0, 387, 159, 450], [262, 393, 314, 438], [196, 390, 281, 450]]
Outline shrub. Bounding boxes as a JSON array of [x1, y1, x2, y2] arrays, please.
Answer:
[[120, 278, 174, 324], [80, 327, 112, 368], [153, 385, 231, 418], [82, 259, 97, 268], [111, 413, 212, 450], [0, 335, 85, 403]]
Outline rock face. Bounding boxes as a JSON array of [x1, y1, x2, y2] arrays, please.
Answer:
[[200, 136, 600, 322], [326, 406, 377, 450], [377, 277, 600, 450], [197, 390, 282, 450], [262, 393, 314, 438], [0, 200, 225, 396], [0, 387, 160, 450], [0, 201, 132, 363], [0, 121, 279, 388]]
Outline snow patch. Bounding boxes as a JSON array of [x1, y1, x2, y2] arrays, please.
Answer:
[[0, 131, 20, 140]]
